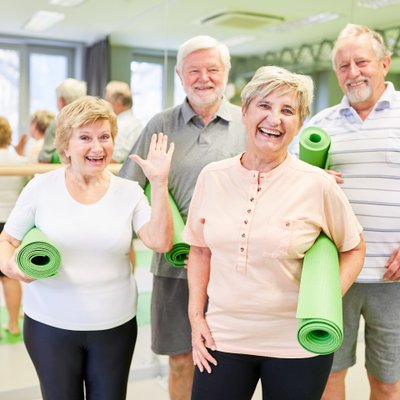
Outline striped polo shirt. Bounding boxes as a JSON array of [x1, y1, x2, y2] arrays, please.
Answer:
[[306, 82, 400, 282]]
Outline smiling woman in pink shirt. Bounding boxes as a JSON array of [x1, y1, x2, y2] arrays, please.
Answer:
[[184, 66, 366, 400]]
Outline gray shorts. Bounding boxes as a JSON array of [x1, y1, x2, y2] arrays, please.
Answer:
[[151, 275, 192, 356], [332, 282, 400, 383]]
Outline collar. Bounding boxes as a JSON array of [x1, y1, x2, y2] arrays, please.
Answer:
[[181, 96, 234, 124], [339, 81, 396, 117]]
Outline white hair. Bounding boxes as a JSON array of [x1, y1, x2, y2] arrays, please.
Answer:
[[176, 35, 231, 75], [56, 78, 87, 104]]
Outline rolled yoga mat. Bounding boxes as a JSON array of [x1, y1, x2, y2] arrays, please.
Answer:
[[16, 228, 61, 279], [297, 130, 343, 354], [298, 126, 331, 169], [144, 183, 189, 268], [296, 233, 342, 355]]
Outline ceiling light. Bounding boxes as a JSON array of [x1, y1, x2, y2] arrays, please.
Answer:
[[222, 35, 256, 47], [49, 0, 86, 6], [358, 0, 400, 8], [267, 12, 340, 32], [23, 11, 65, 32]]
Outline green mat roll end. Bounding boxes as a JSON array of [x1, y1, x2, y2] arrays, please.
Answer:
[[16, 228, 61, 279], [299, 126, 331, 169], [144, 183, 190, 268], [296, 233, 343, 355]]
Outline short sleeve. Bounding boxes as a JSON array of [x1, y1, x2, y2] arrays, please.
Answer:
[[132, 192, 151, 234], [322, 179, 363, 252]]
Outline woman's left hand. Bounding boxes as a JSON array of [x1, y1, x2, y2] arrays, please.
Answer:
[[129, 133, 174, 184]]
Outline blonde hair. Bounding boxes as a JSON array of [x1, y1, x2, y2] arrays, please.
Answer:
[[332, 24, 392, 69], [55, 96, 117, 164], [31, 110, 55, 134], [241, 66, 314, 124], [0, 116, 12, 147]]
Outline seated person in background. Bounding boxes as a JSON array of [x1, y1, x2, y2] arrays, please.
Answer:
[[105, 80, 143, 163], [15, 110, 55, 163], [0, 116, 26, 336], [0, 96, 174, 399], [38, 78, 87, 163]]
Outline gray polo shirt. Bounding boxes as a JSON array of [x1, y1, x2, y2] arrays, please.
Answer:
[[119, 97, 246, 279]]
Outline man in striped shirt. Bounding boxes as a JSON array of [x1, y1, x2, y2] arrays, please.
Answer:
[[305, 24, 400, 400]]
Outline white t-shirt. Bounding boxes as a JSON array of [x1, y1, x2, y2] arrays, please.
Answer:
[[5, 167, 151, 330], [112, 109, 142, 162]]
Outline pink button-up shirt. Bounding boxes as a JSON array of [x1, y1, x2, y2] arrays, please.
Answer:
[[184, 153, 362, 358]]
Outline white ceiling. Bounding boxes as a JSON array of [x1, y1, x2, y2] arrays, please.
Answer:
[[1, 0, 400, 58]]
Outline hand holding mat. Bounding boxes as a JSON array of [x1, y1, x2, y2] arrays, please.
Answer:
[[16, 228, 61, 279], [296, 233, 343, 355], [144, 183, 189, 268], [299, 126, 331, 169]]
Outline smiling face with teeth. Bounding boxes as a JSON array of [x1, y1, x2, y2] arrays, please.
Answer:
[[334, 34, 390, 115], [64, 119, 114, 176], [242, 89, 302, 170]]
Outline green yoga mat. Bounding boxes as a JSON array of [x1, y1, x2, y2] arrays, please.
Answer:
[[296, 233, 342, 354], [16, 228, 61, 279], [51, 150, 61, 164], [144, 184, 189, 268], [299, 126, 331, 169]]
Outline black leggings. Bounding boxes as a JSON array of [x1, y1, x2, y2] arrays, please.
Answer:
[[192, 350, 334, 400], [24, 315, 137, 400]]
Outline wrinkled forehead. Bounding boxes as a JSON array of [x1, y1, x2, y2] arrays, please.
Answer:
[[334, 35, 376, 64]]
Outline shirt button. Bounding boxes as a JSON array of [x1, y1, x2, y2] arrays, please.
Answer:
[[240, 247, 244, 252], [242, 233, 246, 238], [247, 209, 251, 213], [244, 220, 248, 224], [286, 221, 290, 227], [250, 197, 254, 202], [258, 187, 261, 191]]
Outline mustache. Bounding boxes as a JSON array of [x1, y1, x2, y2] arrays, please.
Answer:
[[345, 77, 370, 86]]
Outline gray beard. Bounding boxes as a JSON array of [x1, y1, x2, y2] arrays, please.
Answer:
[[346, 84, 372, 104]]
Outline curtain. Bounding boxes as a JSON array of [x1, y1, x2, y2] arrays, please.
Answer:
[[84, 37, 110, 96]]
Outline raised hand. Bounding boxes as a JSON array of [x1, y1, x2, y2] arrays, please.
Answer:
[[129, 133, 174, 184]]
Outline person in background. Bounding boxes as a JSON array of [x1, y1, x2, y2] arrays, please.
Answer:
[[119, 35, 246, 399], [0, 96, 174, 399], [304, 24, 400, 400], [0, 116, 26, 336], [104, 80, 143, 163], [184, 65, 365, 400], [15, 110, 55, 163], [38, 78, 87, 163]]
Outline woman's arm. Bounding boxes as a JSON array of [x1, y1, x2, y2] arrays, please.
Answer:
[[133, 133, 174, 252], [0, 231, 32, 283], [339, 233, 366, 295], [188, 245, 217, 373]]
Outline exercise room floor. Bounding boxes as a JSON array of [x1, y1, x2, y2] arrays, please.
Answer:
[[0, 240, 370, 400]]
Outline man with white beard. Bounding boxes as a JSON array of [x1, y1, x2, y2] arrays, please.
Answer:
[[119, 35, 246, 400], [304, 24, 400, 400]]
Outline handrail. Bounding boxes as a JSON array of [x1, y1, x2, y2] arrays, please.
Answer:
[[0, 163, 122, 176]]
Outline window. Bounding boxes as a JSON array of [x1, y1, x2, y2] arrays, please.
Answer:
[[0, 38, 80, 144], [0, 48, 20, 142], [29, 52, 69, 115], [173, 73, 186, 106], [130, 61, 163, 127]]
